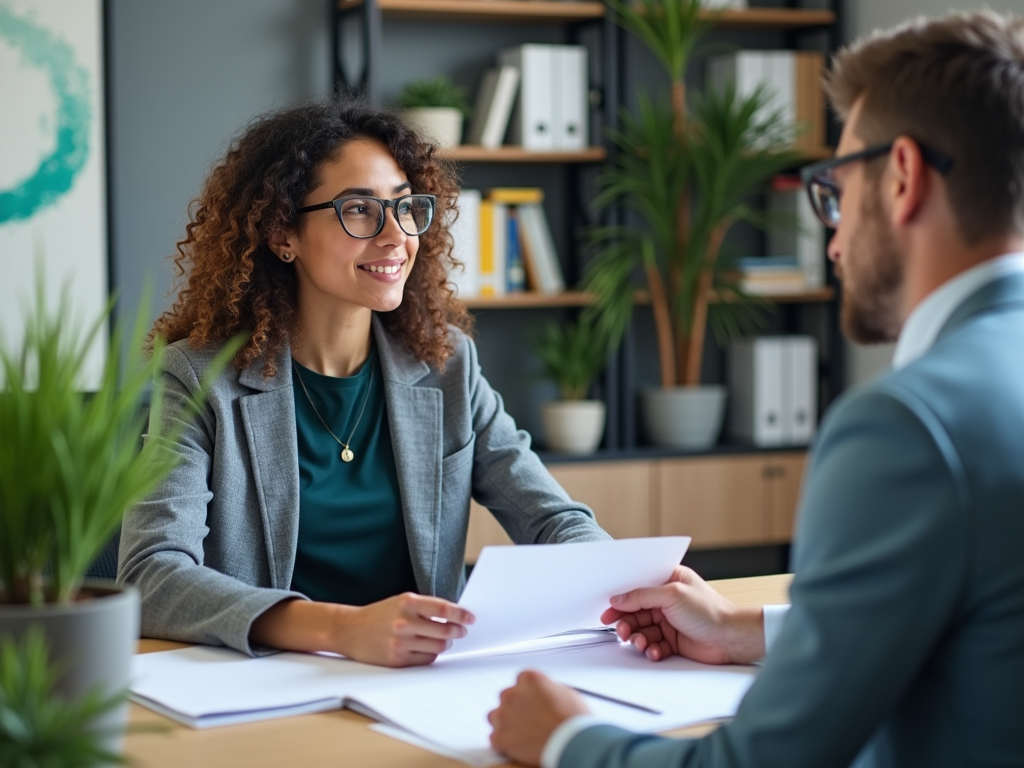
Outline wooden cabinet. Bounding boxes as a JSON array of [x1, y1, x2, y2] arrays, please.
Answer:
[[464, 460, 656, 562], [657, 453, 806, 549], [464, 452, 806, 560]]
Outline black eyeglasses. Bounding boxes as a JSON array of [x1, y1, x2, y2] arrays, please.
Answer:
[[800, 142, 954, 229], [296, 194, 436, 239]]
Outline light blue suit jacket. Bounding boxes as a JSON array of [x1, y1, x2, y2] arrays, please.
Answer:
[[562, 275, 1024, 767], [118, 317, 609, 655]]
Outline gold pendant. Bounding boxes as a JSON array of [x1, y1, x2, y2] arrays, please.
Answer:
[[341, 447, 354, 463]]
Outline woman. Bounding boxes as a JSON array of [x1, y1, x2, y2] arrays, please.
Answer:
[[117, 101, 609, 667]]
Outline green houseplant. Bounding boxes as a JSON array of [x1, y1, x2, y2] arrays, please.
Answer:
[[0, 278, 234, 755], [532, 311, 613, 454], [399, 75, 470, 149], [584, 0, 799, 448], [0, 629, 125, 768]]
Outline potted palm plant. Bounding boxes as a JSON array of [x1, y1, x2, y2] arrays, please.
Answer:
[[533, 310, 612, 454], [0, 280, 233, 754], [399, 75, 471, 149], [585, 0, 798, 448]]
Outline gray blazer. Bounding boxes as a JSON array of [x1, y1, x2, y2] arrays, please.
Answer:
[[561, 275, 1024, 768], [118, 317, 609, 655]]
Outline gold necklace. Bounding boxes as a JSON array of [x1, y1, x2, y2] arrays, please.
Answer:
[[292, 358, 374, 463]]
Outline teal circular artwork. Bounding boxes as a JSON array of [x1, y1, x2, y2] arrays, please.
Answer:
[[0, 3, 92, 224]]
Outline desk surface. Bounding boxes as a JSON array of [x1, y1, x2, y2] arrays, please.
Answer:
[[124, 573, 792, 768]]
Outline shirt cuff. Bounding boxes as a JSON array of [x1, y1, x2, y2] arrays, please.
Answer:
[[541, 715, 608, 768], [762, 603, 791, 654]]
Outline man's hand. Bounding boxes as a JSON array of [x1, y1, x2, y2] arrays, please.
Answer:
[[600, 566, 766, 665], [488, 670, 591, 766]]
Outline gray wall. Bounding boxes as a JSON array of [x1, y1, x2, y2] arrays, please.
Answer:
[[841, 0, 1024, 387], [108, 0, 330, 343]]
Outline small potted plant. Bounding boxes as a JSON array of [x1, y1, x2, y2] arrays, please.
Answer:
[[532, 310, 612, 454], [584, 0, 798, 449], [398, 75, 471, 149], [0, 629, 127, 767], [0, 279, 232, 754]]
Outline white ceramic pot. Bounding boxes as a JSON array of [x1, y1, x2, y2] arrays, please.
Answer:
[[542, 400, 607, 454], [640, 385, 728, 450], [402, 107, 463, 148], [0, 582, 139, 753]]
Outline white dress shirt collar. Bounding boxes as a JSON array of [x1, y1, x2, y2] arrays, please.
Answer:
[[892, 252, 1024, 370]]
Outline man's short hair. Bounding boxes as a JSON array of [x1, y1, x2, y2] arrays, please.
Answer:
[[826, 11, 1024, 245]]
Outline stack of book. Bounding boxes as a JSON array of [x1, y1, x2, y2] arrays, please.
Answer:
[[706, 50, 825, 153], [767, 175, 826, 289], [447, 188, 566, 299], [467, 44, 588, 150], [734, 256, 808, 295]]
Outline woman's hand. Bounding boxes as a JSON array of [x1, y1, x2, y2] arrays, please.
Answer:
[[334, 592, 475, 667], [600, 566, 765, 665], [249, 593, 474, 667]]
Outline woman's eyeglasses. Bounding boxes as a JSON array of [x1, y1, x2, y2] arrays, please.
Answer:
[[296, 194, 436, 239], [800, 142, 954, 229]]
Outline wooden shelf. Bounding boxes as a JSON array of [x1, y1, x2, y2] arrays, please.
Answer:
[[461, 286, 834, 309], [440, 146, 607, 163], [338, 0, 605, 23], [337, 0, 835, 30], [703, 7, 835, 29]]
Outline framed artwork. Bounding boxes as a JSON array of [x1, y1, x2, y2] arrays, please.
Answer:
[[0, 0, 108, 388]]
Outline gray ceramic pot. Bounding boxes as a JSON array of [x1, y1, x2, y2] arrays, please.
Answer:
[[0, 581, 140, 752], [640, 385, 728, 449]]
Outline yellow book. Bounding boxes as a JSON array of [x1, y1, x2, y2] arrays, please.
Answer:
[[485, 187, 544, 205], [478, 201, 508, 296]]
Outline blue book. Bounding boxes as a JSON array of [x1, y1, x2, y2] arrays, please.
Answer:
[[506, 211, 526, 292]]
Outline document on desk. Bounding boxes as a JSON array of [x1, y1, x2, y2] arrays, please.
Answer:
[[449, 536, 691, 655], [131, 639, 757, 766], [128, 535, 759, 766]]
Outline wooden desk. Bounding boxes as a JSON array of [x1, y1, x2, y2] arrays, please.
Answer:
[[124, 573, 792, 768]]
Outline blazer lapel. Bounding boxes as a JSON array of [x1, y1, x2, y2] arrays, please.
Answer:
[[373, 317, 442, 596], [238, 350, 300, 591]]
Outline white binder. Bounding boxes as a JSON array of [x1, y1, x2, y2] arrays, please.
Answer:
[[728, 338, 785, 447], [781, 336, 818, 444], [554, 46, 588, 150], [499, 44, 556, 150], [447, 189, 481, 298]]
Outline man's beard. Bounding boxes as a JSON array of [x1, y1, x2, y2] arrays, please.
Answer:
[[839, 185, 905, 344]]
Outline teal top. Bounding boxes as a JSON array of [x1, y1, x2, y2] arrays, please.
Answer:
[[289, 346, 418, 606]]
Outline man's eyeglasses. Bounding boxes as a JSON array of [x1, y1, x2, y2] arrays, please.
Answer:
[[800, 142, 954, 229], [296, 194, 437, 239]]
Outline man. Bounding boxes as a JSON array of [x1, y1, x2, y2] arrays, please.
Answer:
[[488, 10, 1024, 768]]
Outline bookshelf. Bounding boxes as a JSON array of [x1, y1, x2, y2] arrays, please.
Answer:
[[439, 146, 607, 163], [460, 287, 836, 310], [329, 0, 843, 474]]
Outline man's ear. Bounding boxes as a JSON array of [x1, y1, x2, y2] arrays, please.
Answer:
[[888, 136, 930, 227], [268, 228, 299, 263]]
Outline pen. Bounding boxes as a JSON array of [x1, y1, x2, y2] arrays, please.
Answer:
[[567, 685, 663, 715]]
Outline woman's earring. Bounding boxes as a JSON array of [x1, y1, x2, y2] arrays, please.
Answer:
[[281, 253, 294, 263]]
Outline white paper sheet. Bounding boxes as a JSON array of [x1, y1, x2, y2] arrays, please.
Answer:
[[450, 536, 691, 654]]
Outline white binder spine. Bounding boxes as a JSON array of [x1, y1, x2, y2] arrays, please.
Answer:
[[499, 44, 556, 150], [556, 46, 588, 150], [448, 189, 481, 298], [782, 336, 818, 445], [728, 338, 785, 447]]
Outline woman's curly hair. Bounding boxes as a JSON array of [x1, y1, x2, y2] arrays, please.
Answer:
[[150, 100, 472, 376]]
